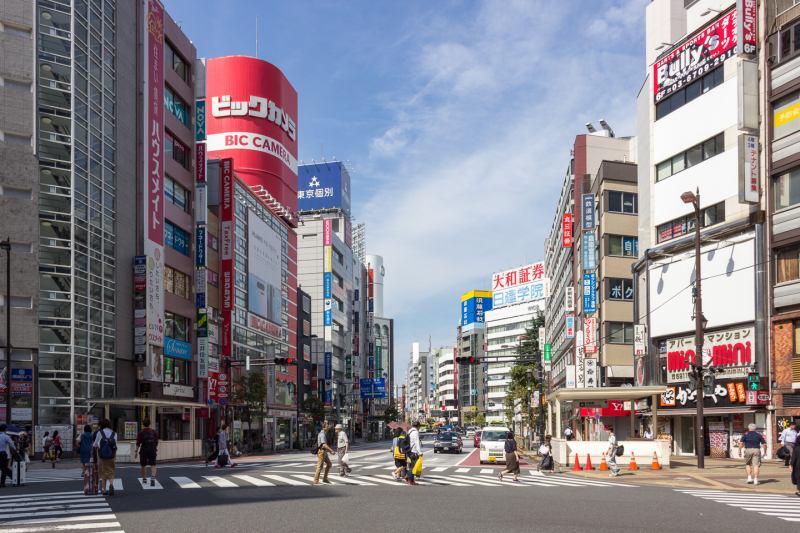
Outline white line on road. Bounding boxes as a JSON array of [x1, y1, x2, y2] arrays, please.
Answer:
[[0, 502, 109, 515], [360, 464, 384, 470], [203, 476, 238, 488], [0, 521, 121, 532], [171, 476, 201, 489], [479, 469, 494, 474], [449, 475, 506, 487], [139, 478, 163, 490], [0, 497, 105, 509], [418, 476, 471, 487], [261, 474, 309, 486], [350, 475, 402, 486], [0, 491, 88, 501], [0, 507, 110, 520], [0, 514, 117, 526], [232, 474, 274, 486], [431, 467, 447, 472], [291, 474, 338, 485], [111, 479, 123, 491], [455, 468, 470, 473], [325, 476, 375, 486]]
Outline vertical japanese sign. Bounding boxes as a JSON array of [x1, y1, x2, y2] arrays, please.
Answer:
[[581, 194, 595, 230], [219, 158, 234, 401], [582, 273, 597, 314], [582, 233, 596, 270], [143, 0, 165, 382], [565, 287, 575, 312], [562, 213, 573, 247], [195, 105, 208, 379], [584, 358, 598, 388], [738, 133, 759, 204], [736, 0, 757, 56], [133, 256, 147, 366], [543, 343, 552, 371], [323, 219, 333, 405], [565, 314, 575, 339], [634, 324, 647, 357], [584, 316, 597, 355]]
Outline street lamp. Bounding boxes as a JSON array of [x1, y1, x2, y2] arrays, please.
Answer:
[[681, 189, 705, 469], [0, 238, 10, 426]]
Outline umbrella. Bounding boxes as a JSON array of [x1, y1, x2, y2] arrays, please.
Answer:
[[4, 425, 22, 436], [388, 421, 410, 431]]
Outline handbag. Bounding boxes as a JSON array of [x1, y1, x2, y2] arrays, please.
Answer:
[[411, 455, 423, 476], [341, 453, 350, 465], [778, 445, 790, 460]]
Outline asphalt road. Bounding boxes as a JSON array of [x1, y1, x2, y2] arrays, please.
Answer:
[[0, 436, 790, 532]]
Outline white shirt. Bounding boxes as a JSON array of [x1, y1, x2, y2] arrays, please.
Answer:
[[408, 428, 422, 455], [337, 431, 348, 449], [608, 434, 617, 449], [644, 429, 653, 439], [93, 428, 116, 448], [781, 427, 798, 446]]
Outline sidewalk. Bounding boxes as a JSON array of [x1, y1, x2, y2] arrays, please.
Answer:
[[551, 455, 800, 494]]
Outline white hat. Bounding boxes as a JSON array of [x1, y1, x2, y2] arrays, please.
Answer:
[[335, 424, 343, 430]]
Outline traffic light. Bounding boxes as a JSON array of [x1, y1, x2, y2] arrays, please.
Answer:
[[747, 372, 760, 391], [689, 368, 699, 390], [455, 356, 478, 365], [702, 372, 715, 396], [274, 357, 296, 365]]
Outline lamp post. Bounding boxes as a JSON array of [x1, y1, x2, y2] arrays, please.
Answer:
[[1, 238, 10, 426], [681, 189, 705, 469], [526, 367, 533, 450]]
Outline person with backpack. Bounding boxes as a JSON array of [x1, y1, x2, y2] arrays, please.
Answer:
[[538, 435, 554, 472], [93, 419, 117, 496], [391, 428, 408, 481], [606, 427, 621, 477], [136, 419, 159, 486], [405, 421, 423, 486]]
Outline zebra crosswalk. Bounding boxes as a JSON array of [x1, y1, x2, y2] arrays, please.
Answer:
[[0, 490, 124, 532], [677, 489, 800, 523]]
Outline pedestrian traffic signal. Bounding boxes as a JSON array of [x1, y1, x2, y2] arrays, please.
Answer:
[[747, 372, 759, 391], [274, 357, 296, 365], [455, 356, 478, 365]]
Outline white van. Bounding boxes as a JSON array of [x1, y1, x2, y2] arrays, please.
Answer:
[[479, 426, 511, 464]]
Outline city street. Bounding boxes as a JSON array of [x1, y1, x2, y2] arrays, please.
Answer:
[[0, 439, 792, 532]]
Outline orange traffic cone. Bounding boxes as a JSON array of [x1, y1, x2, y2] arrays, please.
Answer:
[[599, 453, 609, 471], [629, 451, 639, 471], [651, 451, 661, 470], [572, 453, 583, 471], [585, 453, 593, 471]]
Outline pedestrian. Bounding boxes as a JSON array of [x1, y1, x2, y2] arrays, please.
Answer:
[[215, 423, 235, 468], [335, 424, 351, 477], [643, 426, 653, 440], [52, 430, 62, 465], [41, 431, 51, 462], [13, 430, 29, 486], [606, 427, 620, 477], [739, 423, 767, 486], [405, 421, 423, 486], [564, 426, 574, 441], [93, 419, 117, 496], [0, 425, 16, 488], [538, 435, 554, 472], [780, 422, 798, 468], [136, 419, 159, 486], [312, 421, 333, 485], [391, 428, 408, 481], [78, 425, 94, 475], [498, 431, 520, 482]]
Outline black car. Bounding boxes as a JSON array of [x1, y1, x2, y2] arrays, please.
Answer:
[[433, 431, 463, 454]]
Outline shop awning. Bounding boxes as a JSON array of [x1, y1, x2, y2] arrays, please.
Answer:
[[87, 398, 208, 409], [546, 386, 667, 403]]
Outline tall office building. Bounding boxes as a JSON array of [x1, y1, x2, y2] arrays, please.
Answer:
[[405, 342, 430, 421]]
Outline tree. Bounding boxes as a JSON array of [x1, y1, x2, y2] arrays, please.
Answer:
[[232, 371, 266, 450], [382, 401, 399, 425], [505, 312, 545, 442], [302, 396, 325, 422]]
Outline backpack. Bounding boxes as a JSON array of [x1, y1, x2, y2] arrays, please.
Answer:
[[394, 436, 407, 460], [399, 434, 411, 456], [98, 431, 117, 460], [615, 444, 624, 457], [139, 429, 157, 452]]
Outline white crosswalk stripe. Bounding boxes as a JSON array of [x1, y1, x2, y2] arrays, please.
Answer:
[[0, 490, 124, 532], [431, 467, 448, 472], [138, 478, 163, 490], [677, 489, 800, 522], [455, 468, 470, 473], [203, 476, 238, 488], [260, 474, 308, 486], [171, 476, 201, 489]]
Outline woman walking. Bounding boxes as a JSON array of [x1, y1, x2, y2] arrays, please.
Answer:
[[498, 431, 520, 482], [78, 425, 94, 475], [538, 435, 554, 472], [791, 433, 800, 496], [51, 430, 62, 466], [93, 419, 117, 496]]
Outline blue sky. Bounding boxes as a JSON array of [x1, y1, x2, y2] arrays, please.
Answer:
[[164, 0, 648, 381]]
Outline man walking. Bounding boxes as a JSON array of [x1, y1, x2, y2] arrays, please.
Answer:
[[0, 425, 16, 487], [740, 423, 767, 486], [313, 421, 333, 485], [405, 421, 423, 486], [136, 419, 159, 486], [606, 427, 620, 477], [335, 424, 351, 477], [781, 422, 798, 467]]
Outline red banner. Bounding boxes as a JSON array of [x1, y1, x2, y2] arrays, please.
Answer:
[[219, 158, 234, 403], [145, 0, 164, 245], [562, 213, 573, 248]]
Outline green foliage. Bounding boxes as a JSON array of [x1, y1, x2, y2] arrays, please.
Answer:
[[302, 396, 325, 421], [505, 312, 545, 434], [232, 371, 267, 447], [382, 401, 400, 424]]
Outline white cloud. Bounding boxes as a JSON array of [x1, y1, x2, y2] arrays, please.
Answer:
[[360, 0, 645, 376]]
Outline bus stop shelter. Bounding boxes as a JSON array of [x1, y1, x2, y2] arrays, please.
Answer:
[[88, 398, 208, 463]]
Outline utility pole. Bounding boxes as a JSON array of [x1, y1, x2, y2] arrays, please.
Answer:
[[1, 238, 11, 425], [681, 189, 704, 469]]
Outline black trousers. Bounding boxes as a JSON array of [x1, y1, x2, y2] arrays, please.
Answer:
[[0, 452, 10, 486]]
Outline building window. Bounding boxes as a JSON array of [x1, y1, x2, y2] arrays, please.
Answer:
[[165, 220, 190, 256], [781, 20, 800, 63], [656, 202, 725, 243], [302, 294, 311, 313], [164, 357, 190, 385], [655, 133, 724, 182], [607, 278, 634, 300], [607, 235, 638, 257], [165, 131, 190, 169], [775, 167, 800, 211], [165, 175, 189, 211], [777, 244, 800, 283], [333, 247, 344, 265], [607, 191, 638, 214], [607, 322, 634, 344], [207, 269, 219, 287], [165, 311, 189, 341], [656, 66, 724, 120], [164, 40, 190, 83], [164, 85, 191, 128], [207, 232, 219, 251], [165, 266, 190, 299]]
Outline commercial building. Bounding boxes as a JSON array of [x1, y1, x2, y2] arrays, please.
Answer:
[[431, 346, 457, 423], [406, 342, 430, 421], [456, 290, 492, 422], [633, 0, 766, 455]]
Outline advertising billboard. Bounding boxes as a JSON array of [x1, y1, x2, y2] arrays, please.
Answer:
[[581, 194, 595, 230], [562, 214, 573, 247], [205, 56, 298, 213], [663, 326, 754, 383], [247, 210, 282, 324], [142, 0, 165, 382], [219, 158, 234, 402], [460, 290, 493, 326], [297, 162, 352, 215], [653, 4, 755, 103], [491, 262, 546, 308], [583, 273, 597, 314]]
